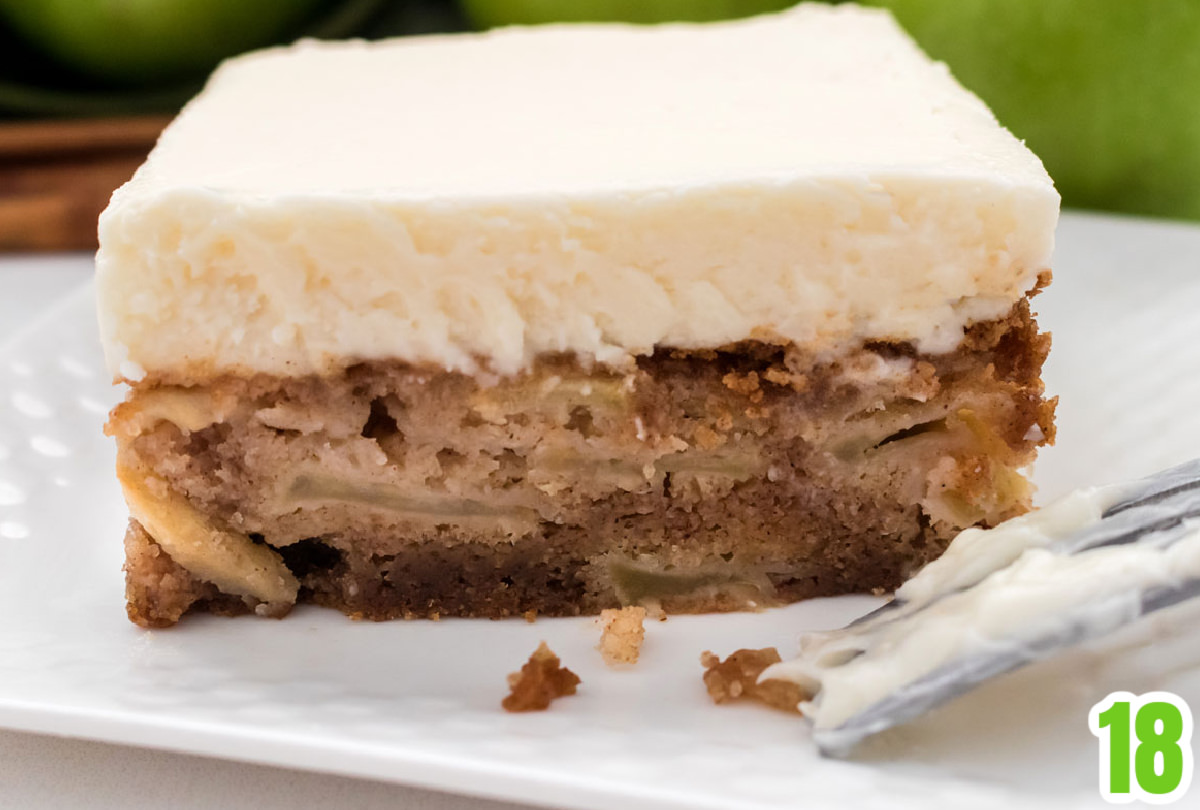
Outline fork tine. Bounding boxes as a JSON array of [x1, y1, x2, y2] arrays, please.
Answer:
[[814, 611, 1095, 757], [1053, 470, 1200, 554], [851, 463, 1200, 632], [817, 572, 1200, 758], [1104, 457, 1200, 517], [797, 459, 1200, 758], [1141, 576, 1200, 614]]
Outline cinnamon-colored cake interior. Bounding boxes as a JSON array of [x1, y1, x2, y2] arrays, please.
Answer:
[[110, 291, 1054, 628]]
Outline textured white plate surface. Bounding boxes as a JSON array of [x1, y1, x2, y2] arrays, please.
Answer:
[[2, 212, 1200, 810]]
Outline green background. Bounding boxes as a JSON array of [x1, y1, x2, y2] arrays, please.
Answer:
[[2, 0, 1197, 221]]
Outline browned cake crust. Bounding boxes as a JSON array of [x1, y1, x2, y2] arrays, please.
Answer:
[[112, 291, 1054, 627], [123, 520, 249, 628]]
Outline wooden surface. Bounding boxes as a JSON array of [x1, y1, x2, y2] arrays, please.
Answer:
[[0, 115, 169, 252]]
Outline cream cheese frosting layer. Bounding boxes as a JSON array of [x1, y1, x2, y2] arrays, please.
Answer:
[[96, 3, 1059, 383]]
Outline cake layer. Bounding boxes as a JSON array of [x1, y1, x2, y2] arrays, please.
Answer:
[[112, 294, 1054, 626], [96, 3, 1058, 384]]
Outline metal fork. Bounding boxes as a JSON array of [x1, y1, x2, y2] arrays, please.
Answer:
[[805, 458, 1200, 758]]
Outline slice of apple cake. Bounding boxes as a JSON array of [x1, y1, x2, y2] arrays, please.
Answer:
[[98, 4, 1058, 627]]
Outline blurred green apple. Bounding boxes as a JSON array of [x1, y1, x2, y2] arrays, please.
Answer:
[[462, 0, 796, 27], [463, 0, 1200, 221], [864, 0, 1200, 221], [0, 0, 324, 86]]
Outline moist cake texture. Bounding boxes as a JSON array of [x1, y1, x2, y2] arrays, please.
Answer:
[[111, 294, 1054, 626], [98, 3, 1060, 627]]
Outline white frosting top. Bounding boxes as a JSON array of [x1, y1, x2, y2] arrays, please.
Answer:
[[96, 3, 1059, 382]]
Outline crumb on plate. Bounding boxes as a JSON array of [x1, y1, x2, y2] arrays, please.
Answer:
[[700, 648, 807, 713], [598, 606, 646, 666], [502, 641, 581, 712]]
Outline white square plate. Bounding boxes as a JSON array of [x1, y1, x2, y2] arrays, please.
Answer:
[[2, 212, 1200, 810]]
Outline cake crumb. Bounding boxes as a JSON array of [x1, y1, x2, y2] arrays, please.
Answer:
[[523, 609, 538, 623], [502, 642, 581, 712], [762, 367, 795, 388], [693, 424, 726, 450], [700, 648, 807, 713], [597, 606, 646, 666]]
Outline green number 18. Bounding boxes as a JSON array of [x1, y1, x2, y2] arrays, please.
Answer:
[[1090, 691, 1193, 804]]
